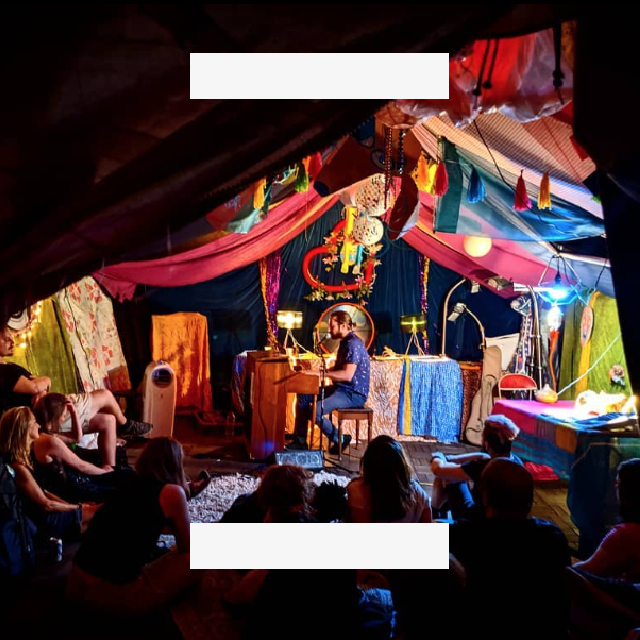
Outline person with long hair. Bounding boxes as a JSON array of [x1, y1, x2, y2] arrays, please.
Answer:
[[430, 414, 521, 520], [347, 435, 431, 522], [0, 406, 100, 541], [67, 437, 201, 615]]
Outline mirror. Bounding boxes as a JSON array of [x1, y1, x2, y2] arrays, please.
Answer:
[[314, 303, 375, 353]]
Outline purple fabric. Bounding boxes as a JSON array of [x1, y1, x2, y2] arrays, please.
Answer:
[[265, 250, 281, 341]]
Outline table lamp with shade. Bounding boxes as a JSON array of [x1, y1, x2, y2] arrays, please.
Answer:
[[276, 309, 303, 353], [400, 313, 427, 355]]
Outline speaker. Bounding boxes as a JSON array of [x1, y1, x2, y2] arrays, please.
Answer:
[[272, 450, 324, 470]]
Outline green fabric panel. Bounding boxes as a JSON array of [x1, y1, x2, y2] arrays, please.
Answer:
[[559, 299, 584, 400], [588, 294, 629, 395], [6, 299, 79, 394]]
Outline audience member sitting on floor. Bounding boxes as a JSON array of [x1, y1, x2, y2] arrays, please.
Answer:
[[259, 464, 316, 523], [0, 325, 51, 413], [569, 458, 640, 612], [348, 435, 431, 523], [67, 437, 201, 616], [0, 406, 101, 543], [1, 404, 134, 506], [430, 414, 521, 520], [34, 388, 151, 453], [574, 458, 640, 581], [220, 470, 348, 523], [449, 458, 570, 640]]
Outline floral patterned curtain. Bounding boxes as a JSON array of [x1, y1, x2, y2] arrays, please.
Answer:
[[56, 276, 131, 392]]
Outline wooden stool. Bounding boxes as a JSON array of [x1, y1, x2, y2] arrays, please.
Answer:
[[332, 407, 374, 460]]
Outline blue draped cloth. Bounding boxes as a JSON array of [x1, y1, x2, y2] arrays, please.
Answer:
[[399, 358, 462, 441]]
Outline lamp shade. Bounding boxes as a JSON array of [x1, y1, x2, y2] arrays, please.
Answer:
[[400, 314, 426, 334], [463, 235, 492, 257], [276, 310, 302, 329]]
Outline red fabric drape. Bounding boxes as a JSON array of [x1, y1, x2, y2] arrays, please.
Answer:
[[95, 190, 337, 300]]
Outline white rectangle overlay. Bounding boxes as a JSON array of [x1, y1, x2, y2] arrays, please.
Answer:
[[191, 522, 449, 569], [190, 53, 449, 100]]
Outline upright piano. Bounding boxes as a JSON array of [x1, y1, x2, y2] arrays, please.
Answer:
[[244, 351, 320, 459]]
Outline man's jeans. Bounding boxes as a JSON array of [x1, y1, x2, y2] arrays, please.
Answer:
[[294, 387, 367, 444]]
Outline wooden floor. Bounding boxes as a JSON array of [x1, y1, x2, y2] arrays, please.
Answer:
[[159, 414, 580, 553]]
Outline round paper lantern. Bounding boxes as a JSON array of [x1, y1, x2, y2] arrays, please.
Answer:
[[353, 215, 384, 246], [355, 174, 396, 217], [463, 235, 492, 257]]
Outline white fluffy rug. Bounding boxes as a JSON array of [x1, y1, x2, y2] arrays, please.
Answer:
[[188, 471, 352, 523]]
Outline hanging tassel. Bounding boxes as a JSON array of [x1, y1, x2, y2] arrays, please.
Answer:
[[307, 152, 322, 181], [537, 171, 552, 210], [514, 170, 531, 212], [467, 167, 485, 203], [433, 161, 449, 197], [295, 161, 309, 192], [253, 178, 267, 209], [414, 155, 430, 191]]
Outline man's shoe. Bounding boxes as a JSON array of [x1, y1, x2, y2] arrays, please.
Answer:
[[119, 418, 153, 438], [329, 434, 352, 455]]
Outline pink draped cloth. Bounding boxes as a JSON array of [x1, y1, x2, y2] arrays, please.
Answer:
[[95, 190, 337, 300]]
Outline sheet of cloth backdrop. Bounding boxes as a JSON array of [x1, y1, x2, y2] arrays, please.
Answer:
[[278, 202, 423, 355], [144, 264, 267, 405], [6, 298, 79, 395], [56, 277, 131, 392], [559, 292, 628, 400], [426, 261, 522, 361], [151, 313, 213, 412]]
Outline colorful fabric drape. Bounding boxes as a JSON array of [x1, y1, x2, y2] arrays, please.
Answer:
[[398, 357, 463, 441], [151, 313, 213, 412], [95, 190, 336, 301], [259, 250, 281, 346], [56, 277, 131, 392], [559, 292, 629, 399], [434, 139, 604, 242], [6, 298, 79, 395]]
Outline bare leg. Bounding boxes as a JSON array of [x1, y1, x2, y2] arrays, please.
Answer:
[[89, 389, 127, 426], [86, 413, 117, 468]]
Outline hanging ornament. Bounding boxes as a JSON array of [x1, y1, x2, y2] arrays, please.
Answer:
[[384, 126, 393, 208], [413, 155, 430, 191], [463, 235, 492, 257], [307, 152, 322, 181], [433, 161, 449, 196], [537, 171, 552, 210], [514, 170, 531, 212], [609, 365, 626, 387], [252, 178, 267, 209], [467, 167, 486, 203], [397, 130, 406, 175], [295, 161, 309, 192], [353, 214, 384, 247], [355, 174, 396, 217]]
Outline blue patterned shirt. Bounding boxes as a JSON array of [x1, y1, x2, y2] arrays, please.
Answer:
[[334, 332, 370, 398]]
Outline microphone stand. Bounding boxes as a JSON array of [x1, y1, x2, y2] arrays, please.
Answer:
[[315, 339, 327, 452]]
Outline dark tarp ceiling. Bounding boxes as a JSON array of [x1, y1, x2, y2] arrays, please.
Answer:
[[0, 3, 582, 323]]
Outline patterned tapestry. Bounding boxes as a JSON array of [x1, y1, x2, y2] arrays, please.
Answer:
[[56, 276, 131, 392]]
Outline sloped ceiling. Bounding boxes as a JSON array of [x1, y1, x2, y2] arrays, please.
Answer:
[[0, 4, 579, 321]]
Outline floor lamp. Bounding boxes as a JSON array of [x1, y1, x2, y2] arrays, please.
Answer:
[[400, 314, 427, 355], [447, 302, 486, 352]]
